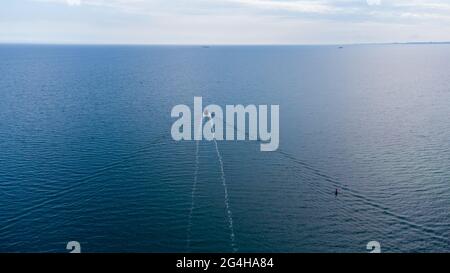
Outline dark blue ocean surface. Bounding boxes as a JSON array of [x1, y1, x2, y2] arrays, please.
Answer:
[[0, 45, 449, 252]]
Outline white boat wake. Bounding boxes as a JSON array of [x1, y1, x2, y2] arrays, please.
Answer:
[[214, 138, 237, 252], [186, 117, 201, 251], [187, 112, 238, 252], [211, 114, 238, 252]]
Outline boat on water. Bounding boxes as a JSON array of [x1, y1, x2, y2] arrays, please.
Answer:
[[203, 109, 212, 119]]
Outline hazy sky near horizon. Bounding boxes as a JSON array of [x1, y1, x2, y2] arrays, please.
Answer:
[[1, 0, 450, 44]]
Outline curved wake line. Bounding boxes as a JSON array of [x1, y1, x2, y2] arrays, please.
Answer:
[[277, 150, 449, 243], [214, 138, 238, 252], [217, 116, 448, 244], [0, 134, 167, 233]]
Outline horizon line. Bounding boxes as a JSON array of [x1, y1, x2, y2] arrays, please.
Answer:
[[1, 41, 450, 47]]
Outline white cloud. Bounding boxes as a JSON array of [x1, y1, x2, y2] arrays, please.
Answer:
[[367, 0, 381, 6], [66, 0, 81, 6], [11, 0, 450, 44], [228, 0, 337, 14]]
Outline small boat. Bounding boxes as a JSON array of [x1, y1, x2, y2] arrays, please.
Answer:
[[203, 109, 212, 119]]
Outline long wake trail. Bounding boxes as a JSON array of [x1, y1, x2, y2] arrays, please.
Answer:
[[211, 117, 237, 251], [0, 134, 167, 232], [216, 116, 448, 243], [186, 118, 201, 251], [213, 138, 238, 252]]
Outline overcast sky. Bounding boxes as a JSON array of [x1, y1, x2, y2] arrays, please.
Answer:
[[1, 0, 450, 44]]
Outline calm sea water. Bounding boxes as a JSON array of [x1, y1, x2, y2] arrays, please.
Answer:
[[0, 45, 449, 253]]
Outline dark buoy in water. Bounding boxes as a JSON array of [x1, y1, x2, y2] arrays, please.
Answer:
[[335, 189, 338, 197]]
